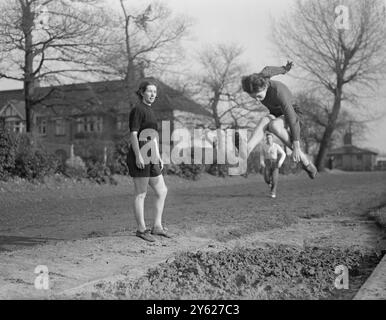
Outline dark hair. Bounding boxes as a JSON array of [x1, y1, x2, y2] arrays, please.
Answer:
[[135, 81, 157, 100], [241, 74, 269, 94]]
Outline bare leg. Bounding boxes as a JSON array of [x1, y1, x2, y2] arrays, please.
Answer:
[[246, 115, 274, 157], [230, 115, 273, 176], [271, 164, 279, 195], [268, 117, 310, 166], [133, 177, 149, 232], [149, 175, 168, 230], [263, 164, 271, 185]]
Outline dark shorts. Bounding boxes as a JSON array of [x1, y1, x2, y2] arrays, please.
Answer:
[[127, 148, 162, 178]]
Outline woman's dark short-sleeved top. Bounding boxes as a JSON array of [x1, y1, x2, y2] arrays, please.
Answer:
[[127, 101, 161, 177], [129, 102, 158, 138]]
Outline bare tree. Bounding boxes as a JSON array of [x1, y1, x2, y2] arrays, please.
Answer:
[[296, 92, 366, 156], [272, 0, 386, 170], [0, 0, 110, 132], [195, 43, 261, 129], [91, 0, 192, 104]]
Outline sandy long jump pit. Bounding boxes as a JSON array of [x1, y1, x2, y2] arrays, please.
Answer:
[[1, 173, 385, 300], [55, 213, 385, 300]]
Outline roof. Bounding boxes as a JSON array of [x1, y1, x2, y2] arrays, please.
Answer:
[[0, 100, 26, 119], [0, 78, 212, 118], [10, 100, 26, 119], [147, 78, 212, 117], [328, 145, 378, 156]]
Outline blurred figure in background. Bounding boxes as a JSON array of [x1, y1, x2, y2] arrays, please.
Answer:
[[260, 132, 286, 198]]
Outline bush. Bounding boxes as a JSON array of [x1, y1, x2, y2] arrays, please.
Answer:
[[0, 127, 18, 180], [163, 147, 206, 180], [64, 155, 87, 180], [206, 163, 229, 177], [86, 160, 117, 185], [1, 130, 62, 182], [109, 139, 130, 175], [164, 162, 206, 180], [14, 149, 61, 181]]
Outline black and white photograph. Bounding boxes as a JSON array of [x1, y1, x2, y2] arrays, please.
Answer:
[[0, 0, 385, 306]]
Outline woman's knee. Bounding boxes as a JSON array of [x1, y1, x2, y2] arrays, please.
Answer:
[[259, 115, 274, 129], [268, 119, 284, 134], [156, 186, 168, 198], [134, 191, 147, 200]]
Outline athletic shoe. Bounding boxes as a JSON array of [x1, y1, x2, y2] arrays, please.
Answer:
[[302, 162, 317, 179], [151, 227, 172, 238], [270, 193, 276, 198], [136, 229, 156, 242]]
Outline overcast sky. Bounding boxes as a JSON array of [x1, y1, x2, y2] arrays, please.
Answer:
[[0, 0, 385, 153]]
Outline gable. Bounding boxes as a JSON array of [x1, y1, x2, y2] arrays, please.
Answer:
[[0, 101, 25, 120]]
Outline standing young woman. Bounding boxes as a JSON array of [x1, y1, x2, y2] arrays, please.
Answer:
[[128, 81, 170, 242]]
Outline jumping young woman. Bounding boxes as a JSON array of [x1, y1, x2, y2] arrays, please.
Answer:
[[241, 62, 317, 179], [128, 81, 170, 242]]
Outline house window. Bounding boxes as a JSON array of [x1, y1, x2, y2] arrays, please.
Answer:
[[5, 120, 25, 133], [77, 118, 84, 133], [38, 118, 47, 135], [55, 118, 66, 136], [95, 116, 103, 132], [13, 121, 25, 133], [357, 154, 363, 161], [117, 115, 128, 131], [76, 116, 103, 133]]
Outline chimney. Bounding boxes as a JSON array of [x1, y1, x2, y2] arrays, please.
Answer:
[[343, 132, 352, 145]]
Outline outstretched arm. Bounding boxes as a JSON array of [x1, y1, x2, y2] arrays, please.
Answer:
[[259, 61, 293, 78]]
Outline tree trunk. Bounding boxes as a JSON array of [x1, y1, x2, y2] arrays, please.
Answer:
[[210, 91, 221, 129], [315, 88, 342, 171], [125, 56, 137, 107], [122, 12, 137, 107], [22, 1, 34, 133]]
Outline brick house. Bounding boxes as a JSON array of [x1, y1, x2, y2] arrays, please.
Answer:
[[0, 78, 212, 161]]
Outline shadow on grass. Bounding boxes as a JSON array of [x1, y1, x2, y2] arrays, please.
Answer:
[[0, 235, 60, 252]]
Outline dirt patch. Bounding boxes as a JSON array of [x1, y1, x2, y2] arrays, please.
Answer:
[[67, 214, 385, 300], [0, 172, 385, 299], [90, 245, 381, 300]]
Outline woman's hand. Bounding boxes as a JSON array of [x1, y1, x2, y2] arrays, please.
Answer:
[[136, 154, 145, 169], [284, 61, 294, 72], [292, 141, 301, 163]]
